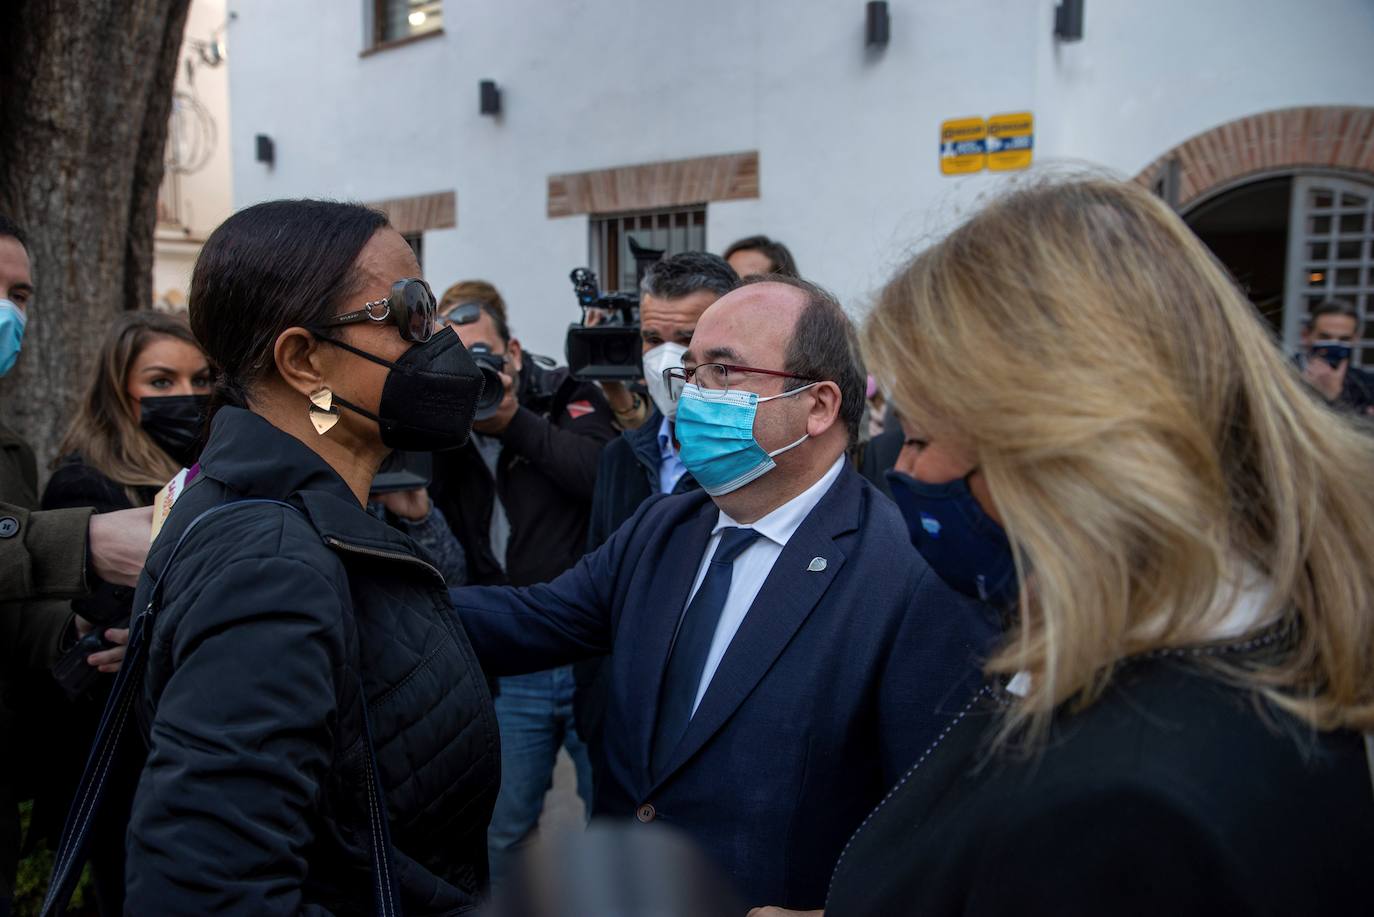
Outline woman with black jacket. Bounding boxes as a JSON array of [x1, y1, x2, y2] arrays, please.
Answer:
[[44, 310, 212, 640], [120, 200, 500, 914], [752, 179, 1374, 917], [36, 310, 210, 914]]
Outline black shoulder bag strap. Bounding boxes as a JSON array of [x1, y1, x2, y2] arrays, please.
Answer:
[[41, 499, 404, 917]]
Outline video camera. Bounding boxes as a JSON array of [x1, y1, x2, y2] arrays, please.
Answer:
[[564, 237, 664, 381]]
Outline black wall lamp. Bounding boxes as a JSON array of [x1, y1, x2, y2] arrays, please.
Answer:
[[1055, 0, 1084, 41], [480, 80, 502, 117], [866, 1, 889, 47], [255, 133, 274, 167]]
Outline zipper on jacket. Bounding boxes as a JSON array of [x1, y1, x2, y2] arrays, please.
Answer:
[[323, 536, 445, 583]]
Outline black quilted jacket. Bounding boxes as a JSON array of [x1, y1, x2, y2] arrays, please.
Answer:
[[126, 407, 500, 915]]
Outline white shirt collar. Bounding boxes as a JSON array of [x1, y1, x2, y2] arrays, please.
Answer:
[[1205, 562, 1275, 639], [712, 454, 847, 547]]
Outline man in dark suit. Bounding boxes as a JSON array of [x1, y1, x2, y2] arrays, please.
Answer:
[[450, 277, 992, 910]]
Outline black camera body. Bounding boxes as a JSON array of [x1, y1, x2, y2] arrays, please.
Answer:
[[467, 343, 508, 419], [565, 267, 643, 382], [565, 237, 664, 382]]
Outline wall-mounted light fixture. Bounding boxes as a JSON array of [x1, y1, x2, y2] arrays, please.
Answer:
[[255, 134, 275, 167], [480, 80, 502, 117], [1055, 0, 1084, 41], [866, 1, 890, 47]]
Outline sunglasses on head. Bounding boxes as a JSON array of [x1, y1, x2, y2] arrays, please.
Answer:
[[316, 278, 438, 343], [436, 302, 486, 328]]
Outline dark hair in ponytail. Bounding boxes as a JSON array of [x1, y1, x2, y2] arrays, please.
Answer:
[[188, 199, 390, 418]]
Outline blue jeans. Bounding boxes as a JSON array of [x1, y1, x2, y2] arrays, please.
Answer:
[[487, 666, 593, 883]]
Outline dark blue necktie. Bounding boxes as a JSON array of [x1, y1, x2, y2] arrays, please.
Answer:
[[651, 526, 763, 778]]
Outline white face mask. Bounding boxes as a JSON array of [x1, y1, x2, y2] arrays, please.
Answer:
[[642, 341, 688, 420]]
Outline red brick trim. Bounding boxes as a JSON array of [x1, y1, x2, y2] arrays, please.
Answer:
[[1135, 106, 1374, 210], [547, 151, 760, 218], [365, 190, 456, 235]]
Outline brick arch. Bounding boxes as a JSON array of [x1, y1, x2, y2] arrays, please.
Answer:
[[1134, 106, 1374, 211]]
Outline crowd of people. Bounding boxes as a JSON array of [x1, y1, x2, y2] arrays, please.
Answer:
[[1, 179, 1372, 916]]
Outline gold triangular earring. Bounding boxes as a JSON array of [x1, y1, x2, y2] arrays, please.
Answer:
[[309, 388, 340, 435]]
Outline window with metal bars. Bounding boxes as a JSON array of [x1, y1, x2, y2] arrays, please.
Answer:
[[403, 232, 423, 272], [1285, 176, 1374, 367], [589, 205, 708, 292]]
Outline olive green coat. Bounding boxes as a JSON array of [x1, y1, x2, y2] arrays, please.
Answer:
[[0, 416, 89, 897], [0, 417, 89, 662]]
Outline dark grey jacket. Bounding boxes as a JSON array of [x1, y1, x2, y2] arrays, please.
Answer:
[[127, 407, 500, 915]]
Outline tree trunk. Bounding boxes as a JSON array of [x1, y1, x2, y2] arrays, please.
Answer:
[[0, 0, 192, 476]]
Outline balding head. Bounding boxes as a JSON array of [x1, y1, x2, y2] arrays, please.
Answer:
[[690, 277, 864, 441], [675, 277, 859, 518], [685, 281, 809, 372]]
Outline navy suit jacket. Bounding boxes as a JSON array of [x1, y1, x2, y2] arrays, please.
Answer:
[[451, 463, 993, 909]]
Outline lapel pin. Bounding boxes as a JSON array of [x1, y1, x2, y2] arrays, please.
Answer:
[[807, 557, 827, 572]]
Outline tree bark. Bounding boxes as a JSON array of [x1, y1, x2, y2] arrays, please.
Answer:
[[0, 0, 192, 476]]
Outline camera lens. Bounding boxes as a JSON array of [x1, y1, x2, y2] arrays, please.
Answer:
[[602, 336, 635, 367], [473, 362, 504, 420]]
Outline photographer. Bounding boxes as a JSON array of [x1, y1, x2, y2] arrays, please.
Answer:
[[1296, 298, 1374, 416], [427, 286, 616, 881]]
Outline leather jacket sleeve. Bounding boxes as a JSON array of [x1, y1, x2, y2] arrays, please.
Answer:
[[499, 382, 617, 501]]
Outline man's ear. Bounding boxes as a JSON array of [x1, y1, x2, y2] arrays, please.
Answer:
[[273, 327, 328, 398], [805, 381, 843, 438], [507, 337, 524, 373]]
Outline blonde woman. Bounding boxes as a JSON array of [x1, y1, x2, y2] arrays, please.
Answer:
[[758, 178, 1374, 917], [34, 311, 209, 914]]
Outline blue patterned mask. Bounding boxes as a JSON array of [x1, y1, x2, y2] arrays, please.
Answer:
[[675, 382, 816, 496], [0, 299, 26, 377], [886, 469, 1019, 608]]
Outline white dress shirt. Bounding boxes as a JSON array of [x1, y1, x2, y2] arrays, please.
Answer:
[[682, 454, 847, 716], [657, 415, 689, 495]]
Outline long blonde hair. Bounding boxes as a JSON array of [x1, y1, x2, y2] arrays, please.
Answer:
[[55, 311, 201, 504], [865, 177, 1374, 743]]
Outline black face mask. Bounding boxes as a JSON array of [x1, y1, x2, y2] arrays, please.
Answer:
[[314, 326, 485, 452], [139, 394, 209, 467]]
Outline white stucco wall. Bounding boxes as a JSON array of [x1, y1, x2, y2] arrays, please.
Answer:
[[225, 0, 1374, 358], [153, 0, 235, 307]]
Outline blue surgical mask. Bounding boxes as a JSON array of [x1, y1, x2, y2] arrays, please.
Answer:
[[675, 381, 817, 496], [886, 469, 1019, 608], [0, 299, 26, 377]]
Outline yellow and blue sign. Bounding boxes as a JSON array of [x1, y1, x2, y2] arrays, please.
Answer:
[[987, 112, 1034, 171], [940, 112, 1034, 175], [939, 118, 987, 175]]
